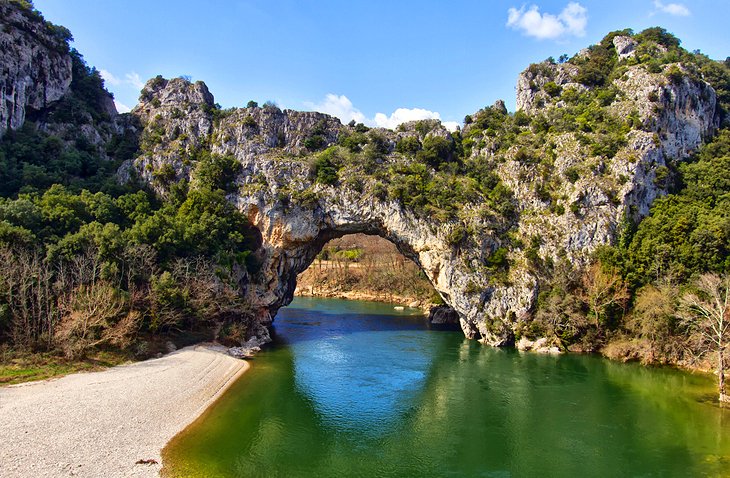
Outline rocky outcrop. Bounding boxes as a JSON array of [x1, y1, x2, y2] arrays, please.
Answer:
[[515, 62, 582, 114], [507, 56, 718, 268], [613, 35, 637, 60], [0, 2, 72, 136], [428, 306, 460, 327], [0, 1, 123, 163], [123, 40, 720, 349], [516, 336, 560, 354]]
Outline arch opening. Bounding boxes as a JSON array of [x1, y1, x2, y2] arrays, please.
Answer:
[[294, 233, 441, 310]]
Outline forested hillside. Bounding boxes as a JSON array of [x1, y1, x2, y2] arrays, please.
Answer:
[[0, 1, 261, 370]]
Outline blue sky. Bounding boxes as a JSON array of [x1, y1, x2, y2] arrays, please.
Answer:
[[34, 0, 730, 129]]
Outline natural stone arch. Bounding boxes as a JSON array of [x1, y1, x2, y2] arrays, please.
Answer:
[[234, 174, 536, 347], [127, 71, 719, 350]]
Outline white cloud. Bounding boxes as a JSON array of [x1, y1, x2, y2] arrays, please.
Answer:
[[306, 94, 459, 132], [442, 121, 460, 132], [99, 69, 146, 91], [125, 72, 145, 90], [114, 100, 131, 113], [100, 69, 121, 86], [304, 94, 367, 125], [507, 2, 587, 40], [373, 108, 442, 129], [653, 0, 690, 16]]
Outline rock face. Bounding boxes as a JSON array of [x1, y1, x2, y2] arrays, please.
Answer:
[[428, 305, 461, 327], [0, 2, 121, 159], [0, 3, 72, 136], [124, 46, 719, 348], [509, 58, 718, 268], [613, 36, 637, 60]]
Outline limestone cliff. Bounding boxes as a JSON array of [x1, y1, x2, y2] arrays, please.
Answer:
[[502, 38, 718, 271], [0, 2, 72, 135], [0, 1, 124, 159], [122, 32, 720, 347]]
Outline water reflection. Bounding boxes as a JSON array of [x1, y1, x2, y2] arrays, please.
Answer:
[[163, 298, 730, 478], [282, 299, 439, 436]]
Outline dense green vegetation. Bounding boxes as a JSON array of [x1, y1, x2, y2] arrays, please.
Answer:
[[525, 128, 730, 370], [0, 153, 261, 358], [617, 129, 730, 286], [0, 20, 261, 360], [493, 29, 730, 380]]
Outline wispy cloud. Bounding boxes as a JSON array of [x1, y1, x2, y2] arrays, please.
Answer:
[[652, 0, 690, 16], [100, 69, 121, 86], [305, 94, 459, 132], [100, 69, 145, 91], [506, 2, 588, 40], [124, 72, 145, 90], [113, 100, 131, 113]]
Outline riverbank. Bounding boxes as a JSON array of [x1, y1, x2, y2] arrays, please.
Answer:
[[294, 286, 435, 313], [295, 233, 438, 313], [0, 344, 248, 478]]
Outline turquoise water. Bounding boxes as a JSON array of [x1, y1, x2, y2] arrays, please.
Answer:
[[163, 297, 730, 477]]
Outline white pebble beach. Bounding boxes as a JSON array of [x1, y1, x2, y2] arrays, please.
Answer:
[[0, 344, 248, 477]]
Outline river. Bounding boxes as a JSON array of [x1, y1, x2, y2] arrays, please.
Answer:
[[162, 297, 730, 477]]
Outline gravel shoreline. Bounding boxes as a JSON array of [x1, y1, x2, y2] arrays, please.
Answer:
[[0, 344, 248, 477]]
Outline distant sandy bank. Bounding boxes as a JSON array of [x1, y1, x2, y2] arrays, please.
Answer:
[[0, 344, 248, 477]]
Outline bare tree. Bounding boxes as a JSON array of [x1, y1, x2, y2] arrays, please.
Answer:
[[580, 263, 629, 331], [630, 282, 682, 364], [679, 273, 730, 403], [0, 247, 57, 348], [55, 281, 138, 358]]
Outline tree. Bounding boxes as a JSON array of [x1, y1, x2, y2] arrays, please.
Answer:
[[580, 262, 629, 331], [679, 273, 730, 403], [630, 283, 681, 363]]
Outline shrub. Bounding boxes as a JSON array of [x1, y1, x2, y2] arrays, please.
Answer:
[[417, 136, 454, 169], [666, 65, 684, 85], [310, 147, 340, 185], [543, 81, 562, 97], [446, 224, 469, 246], [395, 136, 421, 155], [563, 166, 581, 183], [152, 163, 176, 185], [193, 152, 241, 192], [242, 115, 257, 128], [304, 135, 326, 151]]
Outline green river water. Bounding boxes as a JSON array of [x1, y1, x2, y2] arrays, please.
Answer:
[[163, 297, 730, 477]]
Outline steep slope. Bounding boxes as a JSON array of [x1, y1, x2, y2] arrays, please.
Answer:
[[0, 1, 72, 134]]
